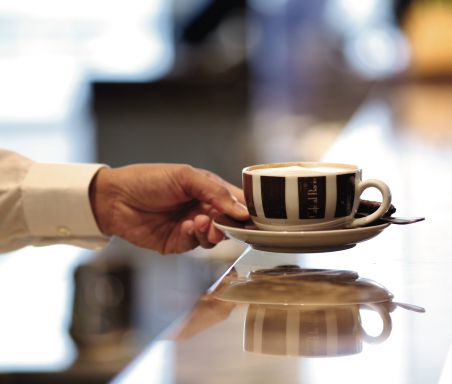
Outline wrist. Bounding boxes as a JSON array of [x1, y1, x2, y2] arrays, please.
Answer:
[[89, 167, 116, 235]]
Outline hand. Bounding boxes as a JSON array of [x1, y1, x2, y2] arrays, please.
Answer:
[[172, 267, 238, 340], [89, 164, 249, 254], [172, 295, 236, 340]]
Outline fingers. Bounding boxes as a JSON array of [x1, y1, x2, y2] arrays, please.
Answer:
[[206, 220, 227, 244], [193, 215, 216, 249], [197, 169, 246, 205], [221, 181, 245, 205], [173, 220, 199, 253], [180, 215, 227, 251], [182, 167, 249, 221]]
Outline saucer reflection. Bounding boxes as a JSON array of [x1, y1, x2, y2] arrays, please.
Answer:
[[214, 265, 425, 358]]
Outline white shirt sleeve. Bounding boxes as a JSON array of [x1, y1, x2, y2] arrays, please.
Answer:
[[0, 149, 110, 252]]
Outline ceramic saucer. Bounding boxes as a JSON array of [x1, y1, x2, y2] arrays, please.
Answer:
[[213, 215, 390, 253]]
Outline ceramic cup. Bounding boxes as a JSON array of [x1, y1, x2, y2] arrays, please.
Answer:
[[244, 303, 392, 357], [242, 162, 391, 231]]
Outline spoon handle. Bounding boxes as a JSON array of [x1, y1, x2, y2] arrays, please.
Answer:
[[355, 213, 425, 225], [380, 216, 425, 225], [394, 302, 426, 313]]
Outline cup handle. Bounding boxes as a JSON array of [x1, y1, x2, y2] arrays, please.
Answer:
[[360, 303, 392, 344], [348, 179, 392, 228]]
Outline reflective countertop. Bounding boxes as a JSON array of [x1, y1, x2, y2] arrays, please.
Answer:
[[113, 84, 452, 384]]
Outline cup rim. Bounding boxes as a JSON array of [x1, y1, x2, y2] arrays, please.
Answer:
[[242, 162, 360, 176]]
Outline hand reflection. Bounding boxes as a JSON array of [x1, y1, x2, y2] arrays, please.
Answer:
[[172, 267, 238, 340], [172, 295, 236, 341]]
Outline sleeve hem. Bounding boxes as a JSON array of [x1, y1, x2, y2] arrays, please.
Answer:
[[21, 162, 109, 239]]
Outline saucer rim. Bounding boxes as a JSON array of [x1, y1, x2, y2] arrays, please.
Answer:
[[214, 295, 392, 306], [213, 214, 390, 237], [213, 214, 390, 253]]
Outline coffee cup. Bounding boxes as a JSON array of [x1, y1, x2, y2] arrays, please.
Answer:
[[244, 303, 392, 357], [242, 162, 391, 231]]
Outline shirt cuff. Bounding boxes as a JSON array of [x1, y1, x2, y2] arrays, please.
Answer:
[[21, 162, 110, 246]]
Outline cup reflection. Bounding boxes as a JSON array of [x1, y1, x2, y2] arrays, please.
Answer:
[[213, 265, 424, 358], [244, 302, 391, 357]]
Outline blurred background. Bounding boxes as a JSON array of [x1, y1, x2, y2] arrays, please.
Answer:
[[0, 0, 451, 382]]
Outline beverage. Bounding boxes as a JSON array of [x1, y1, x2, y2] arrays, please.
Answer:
[[248, 165, 352, 176]]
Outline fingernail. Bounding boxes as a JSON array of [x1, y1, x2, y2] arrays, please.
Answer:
[[199, 222, 209, 232], [187, 228, 194, 236], [235, 202, 249, 214]]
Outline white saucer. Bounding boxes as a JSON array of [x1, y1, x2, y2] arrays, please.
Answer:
[[213, 215, 390, 253], [214, 274, 394, 306]]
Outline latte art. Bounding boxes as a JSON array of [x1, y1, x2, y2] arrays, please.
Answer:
[[249, 165, 352, 176]]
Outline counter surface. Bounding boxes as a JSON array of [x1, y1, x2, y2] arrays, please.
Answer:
[[113, 84, 452, 384]]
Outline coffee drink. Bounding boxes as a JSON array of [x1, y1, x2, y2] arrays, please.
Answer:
[[249, 165, 351, 176]]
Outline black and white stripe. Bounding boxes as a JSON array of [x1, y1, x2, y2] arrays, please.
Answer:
[[334, 173, 356, 217], [243, 173, 257, 216], [261, 176, 287, 219], [244, 173, 356, 220], [298, 176, 326, 219], [244, 305, 361, 356]]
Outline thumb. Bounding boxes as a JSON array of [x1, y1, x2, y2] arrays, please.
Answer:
[[183, 167, 249, 220]]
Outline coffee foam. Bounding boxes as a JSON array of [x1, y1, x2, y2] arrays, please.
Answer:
[[249, 165, 351, 176]]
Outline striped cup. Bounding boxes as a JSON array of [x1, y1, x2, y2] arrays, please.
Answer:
[[244, 303, 391, 357], [243, 162, 391, 231]]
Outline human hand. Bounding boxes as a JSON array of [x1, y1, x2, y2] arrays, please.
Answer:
[[172, 295, 236, 340], [89, 164, 249, 254], [172, 267, 238, 340]]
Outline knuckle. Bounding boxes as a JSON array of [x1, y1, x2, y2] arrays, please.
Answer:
[[204, 186, 230, 206], [177, 164, 195, 178]]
